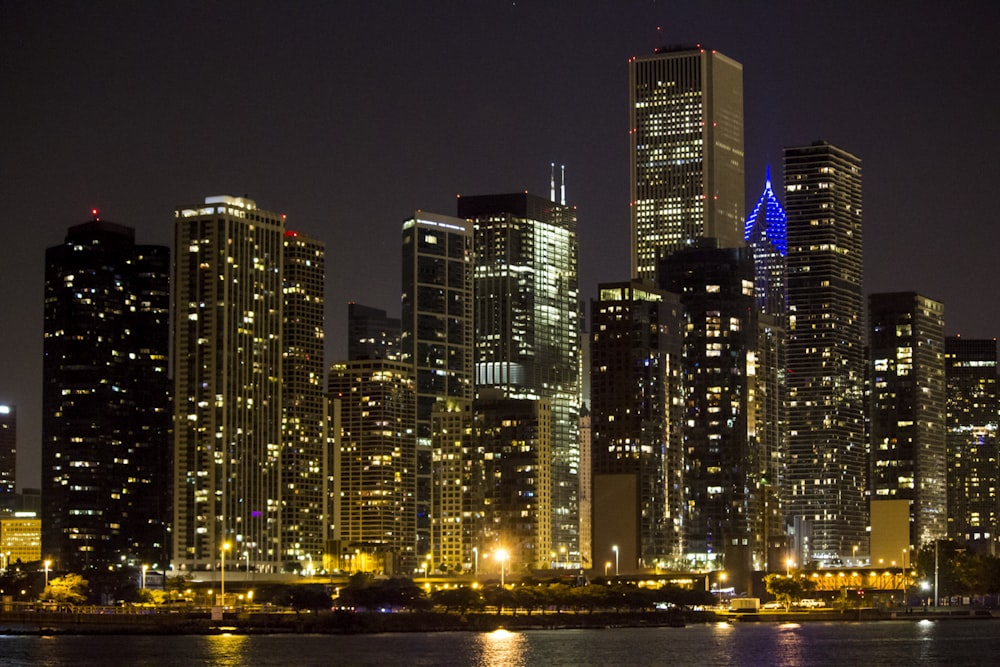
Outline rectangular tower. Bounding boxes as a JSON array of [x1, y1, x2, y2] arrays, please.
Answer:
[[590, 281, 683, 573], [280, 230, 326, 567], [328, 359, 416, 573], [944, 336, 999, 549], [400, 212, 474, 563], [783, 141, 866, 564], [43, 218, 171, 569], [629, 46, 744, 280], [869, 292, 947, 550], [173, 196, 285, 573], [458, 192, 581, 562], [348, 303, 400, 362], [0, 405, 14, 499]]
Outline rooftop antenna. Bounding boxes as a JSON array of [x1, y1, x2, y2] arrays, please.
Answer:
[[560, 164, 566, 205], [550, 163, 556, 202]]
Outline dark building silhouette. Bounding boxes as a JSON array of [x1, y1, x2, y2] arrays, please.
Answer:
[[0, 405, 14, 500], [658, 242, 761, 584], [869, 292, 947, 552], [43, 217, 171, 570], [590, 281, 683, 573], [348, 303, 400, 361], [945, 336, 999, 550]]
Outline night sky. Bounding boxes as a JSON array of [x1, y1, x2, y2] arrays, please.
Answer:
[[3, 1, 999, 489]]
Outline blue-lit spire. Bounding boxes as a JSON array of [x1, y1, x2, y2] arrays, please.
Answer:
[[744, 165, 787, 257]]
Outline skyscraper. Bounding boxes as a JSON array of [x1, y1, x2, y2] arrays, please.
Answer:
[[944, 336, 999, 549], [458, 192, 581, 561], [783, 141, 865, 564], [280, 229, 327, 566], [400, 211, 474, 563], [869, 292, 947, 549], [0, 405, 14, 499], [43, 217, 171, 569], [173, 195, 286, 573], [744, 167, 788, 318], [590, 281, 683, 572], [328, 359, 416, 573], [347, 303, 400, 362], [658, 243, 762, 582], [629, 45, 744, 281]]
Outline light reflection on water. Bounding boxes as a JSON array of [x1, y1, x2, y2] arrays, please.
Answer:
[[471, 628, 530, 667]]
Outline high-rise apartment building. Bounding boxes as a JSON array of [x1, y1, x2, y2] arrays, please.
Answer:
[[328, 359, 416, 573], [869, 292, 947, 549], [400, 212, 474, 563], [944, 337, 999, 549], [473, 395, 552, 573], [458, 192, 581, 561], [348, 303, 400, 361], [629, 45, 744, 280], [590, 281, 683, 573], [280, 230, 327, 566], [783, 141, 866, 563], [173, 196, 287, 573], [0, 405, 14, 498], [43, 218, 171, 569], [658, 244, 762, 582]]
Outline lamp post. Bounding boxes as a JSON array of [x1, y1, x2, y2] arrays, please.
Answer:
[[853, 545, 858, 565], [141, 564, 148, 591], [43, 559, 51, 587], [612, 545, 619, 577], [495, 549, 509, 588], [220, 542, 231, 607], [472, 547, 478, 577], [605, 561, 611, 577]]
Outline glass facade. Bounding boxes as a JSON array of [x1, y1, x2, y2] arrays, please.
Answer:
[[459, 193, 581, 562], [629, 46, 744, 280]]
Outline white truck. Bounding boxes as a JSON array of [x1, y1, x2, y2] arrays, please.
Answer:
[[729, 598, 760, 612]]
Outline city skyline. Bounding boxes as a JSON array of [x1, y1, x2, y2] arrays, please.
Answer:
[[3, 2, 1000, 489]]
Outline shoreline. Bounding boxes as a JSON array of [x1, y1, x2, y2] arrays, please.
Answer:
[[0, 607, 995, 636]]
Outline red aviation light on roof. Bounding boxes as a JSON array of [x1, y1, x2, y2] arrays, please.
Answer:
[[284, 230, 299, 237], [91, 208, 100, 220]]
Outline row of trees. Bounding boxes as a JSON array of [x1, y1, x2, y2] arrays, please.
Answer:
[[336, 573, 714, 615]]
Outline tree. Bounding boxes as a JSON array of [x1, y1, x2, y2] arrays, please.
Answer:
[[41, 573, 89, 605], [764, 573, 816, 610]]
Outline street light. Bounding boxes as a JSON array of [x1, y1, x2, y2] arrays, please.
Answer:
[[43, 559, 51, 587], [853, 545, 858, 565], [612, 545, 619, 577], [141, 564, 148, 591], [473, 547, 478, 577], [495, 549, 509, 588], [605, 561, 611, 577], [220, 542, 231, 607]]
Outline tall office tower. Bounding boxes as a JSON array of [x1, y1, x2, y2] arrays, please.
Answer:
[[744, 167, 789, 570], [400, 212, 474, 562], [945, 337, 999, 548], [43, 217, 171, 569], [473, 395, 551, 572], [173, 196, 285, 573], [590, 281, 684, 574], [431, 398, 476, 572], [348, 303, 401, 361], [869, 293, 947, 550], [328, 359, 416, 573], [659, 243, 763, 583], [783, 141, 865, 564], [280, 230, 326, 567], [458, 192, 581, 562], [629, 45, 744, 281], [744, 167, 788, 318], [0, 405, 14, 498]]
